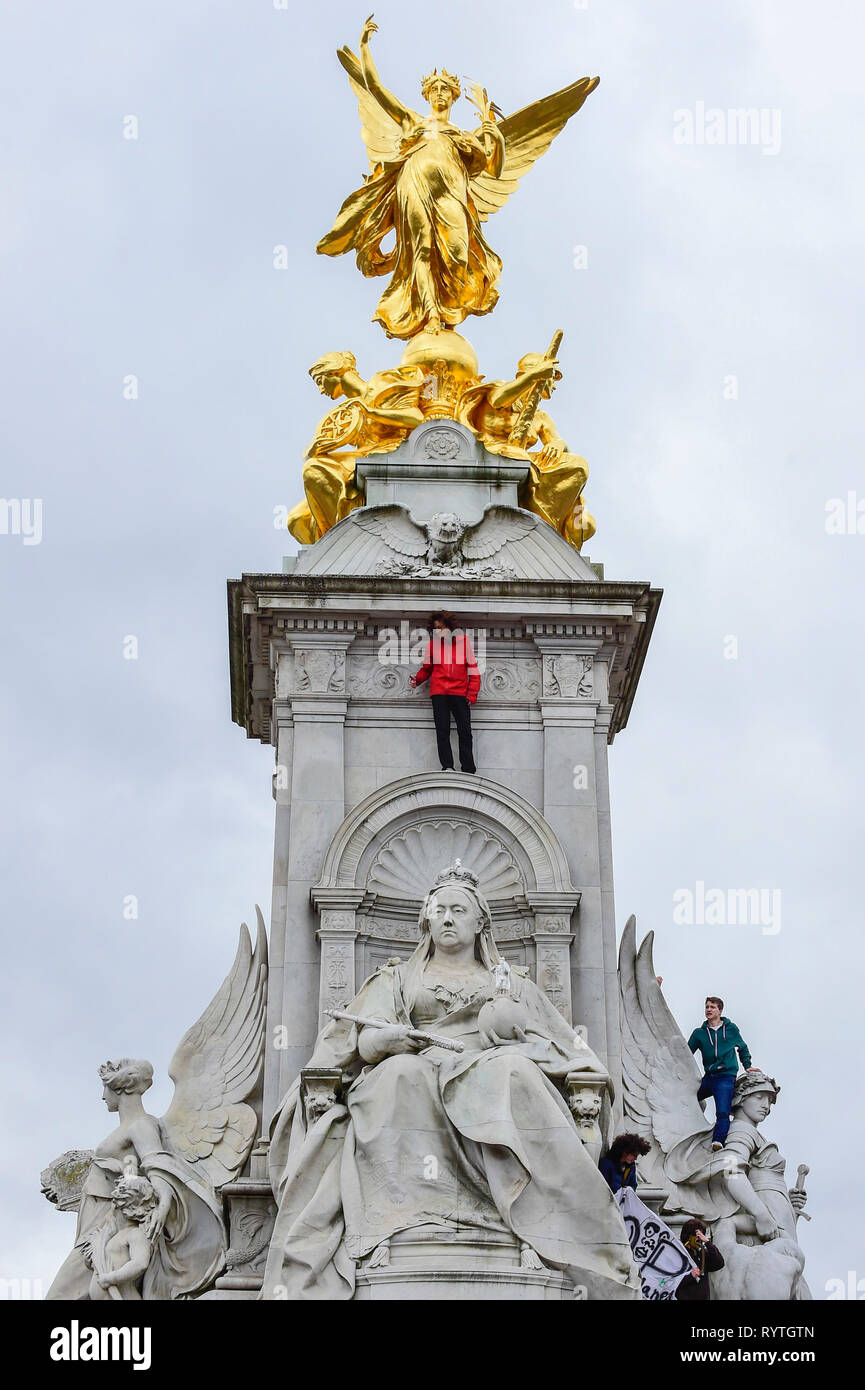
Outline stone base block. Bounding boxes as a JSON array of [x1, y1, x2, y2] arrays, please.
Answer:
[[197, 1285, 259, 1301], [354, 1268, 571, 1300], [353, 1226, 572, 1301]]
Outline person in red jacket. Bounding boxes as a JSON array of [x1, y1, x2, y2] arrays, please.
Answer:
[[410, 612, 480, 773]]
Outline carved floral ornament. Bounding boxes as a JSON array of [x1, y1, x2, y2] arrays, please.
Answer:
[[422, 426, 462, 459], [346, 656, 541, 702]]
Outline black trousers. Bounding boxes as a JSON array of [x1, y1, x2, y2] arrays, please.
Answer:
[[431, 694, 476, 772]]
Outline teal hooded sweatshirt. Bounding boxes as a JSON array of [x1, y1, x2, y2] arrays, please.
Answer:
[[688, 1017, 752, 1075]]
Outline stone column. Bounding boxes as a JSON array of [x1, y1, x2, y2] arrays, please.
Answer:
[[530, 632, 608, 1066], [270, 630, 355, 1101], [592, 677, 624, 1124], [262, 696, 294, 1138]]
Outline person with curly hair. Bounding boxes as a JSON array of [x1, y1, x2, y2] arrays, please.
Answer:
[[599, 1134, 651, 1194]]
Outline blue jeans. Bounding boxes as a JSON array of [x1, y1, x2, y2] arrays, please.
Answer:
[[698, 1073, 735, 1143]]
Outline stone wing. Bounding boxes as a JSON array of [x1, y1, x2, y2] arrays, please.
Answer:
[[352, 505, 429, 558], [461, 506, 538, 560], [471, 77, 599, 221], [618, 916, 709, 1190], [162, 911, 268, 1191]]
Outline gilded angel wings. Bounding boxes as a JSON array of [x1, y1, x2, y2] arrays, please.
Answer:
[[161, 909, 268, 1190], [335, 44, 599, 223]]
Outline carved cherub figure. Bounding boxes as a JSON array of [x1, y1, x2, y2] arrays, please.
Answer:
[[83, 1159, 158, 1300]]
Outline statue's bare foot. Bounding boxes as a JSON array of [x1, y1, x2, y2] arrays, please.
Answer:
[[427, 315, 443, 334]]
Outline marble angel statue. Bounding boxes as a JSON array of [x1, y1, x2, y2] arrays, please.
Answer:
[[317, 16, 599, 339], [45, 914, 267, 1300], [262, 863, 640, 1300], [618, 917, 810, 1300]]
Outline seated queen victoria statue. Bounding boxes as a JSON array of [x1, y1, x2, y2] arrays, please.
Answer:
[[262, 864, 640, 1299]]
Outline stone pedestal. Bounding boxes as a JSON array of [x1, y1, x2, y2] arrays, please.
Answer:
[[227, 420, 660, 1299], [353, 1228, 573, 1302]]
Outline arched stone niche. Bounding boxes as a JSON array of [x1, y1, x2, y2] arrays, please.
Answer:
[[311, 773, 581, 1030]]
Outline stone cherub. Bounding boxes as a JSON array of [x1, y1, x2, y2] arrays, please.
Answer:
[[618, 918, 810, 1300], [318, 16, 599, 338], [45, 915, 267, 1300], [353, 503, 538, 577], [82, 1158, 159, 1300]]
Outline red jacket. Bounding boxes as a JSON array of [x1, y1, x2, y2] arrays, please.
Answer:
[[413, 631, 481, 703]]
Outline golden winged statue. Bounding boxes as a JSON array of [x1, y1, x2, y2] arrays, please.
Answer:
[[318, 15, 599, 340]]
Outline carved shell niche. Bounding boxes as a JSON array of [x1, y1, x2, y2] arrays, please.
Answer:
[[367, 821, 522, 901]]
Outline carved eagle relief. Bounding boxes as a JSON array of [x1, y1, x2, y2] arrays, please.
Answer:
[[353, 504, 538, 576]]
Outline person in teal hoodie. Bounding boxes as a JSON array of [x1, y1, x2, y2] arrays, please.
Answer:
[[688, 996, 754, 1150]]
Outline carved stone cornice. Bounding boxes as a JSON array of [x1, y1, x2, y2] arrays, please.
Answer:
[[228, 574, 660, 744]]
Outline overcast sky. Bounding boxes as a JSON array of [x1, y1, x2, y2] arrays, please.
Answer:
[[2, 0, 863, 1299]]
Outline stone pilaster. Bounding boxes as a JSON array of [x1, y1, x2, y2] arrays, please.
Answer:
[[270, 627, 356, 1100], [310, 892, 364, 1032], [529, 628, 609, 1066]]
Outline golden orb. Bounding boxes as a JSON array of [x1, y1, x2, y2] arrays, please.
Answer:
[[401, 330, 480, 420], [400, 330, 479, 384]]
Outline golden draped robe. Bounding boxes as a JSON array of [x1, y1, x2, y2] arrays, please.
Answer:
[[318, 121, 502, 339]]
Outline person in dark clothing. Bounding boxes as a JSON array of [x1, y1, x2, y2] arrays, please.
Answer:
[[688, 995, 755, 1151], [410, 612, 481, 773], [675, 1219, 725, 1301], [599, 1134, 650, 1194]]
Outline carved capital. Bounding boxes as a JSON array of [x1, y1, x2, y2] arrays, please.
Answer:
[[294, 647, 346, 695], [542, 653, 594, 699]]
